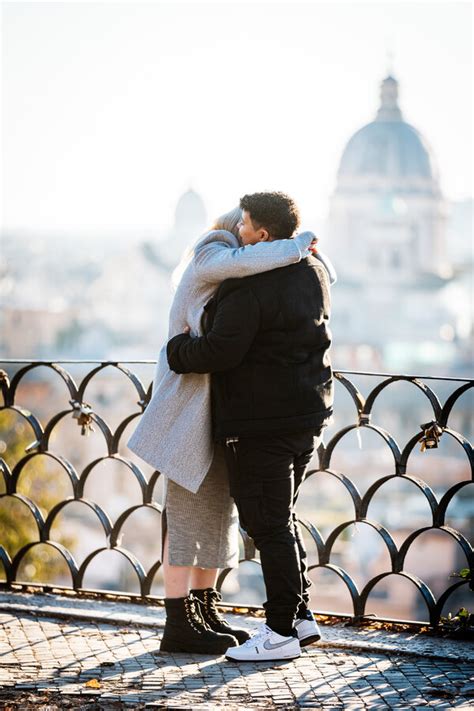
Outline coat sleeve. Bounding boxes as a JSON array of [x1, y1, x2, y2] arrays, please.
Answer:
[[193, 232, 315, 282], [167, 285, 260, 374]]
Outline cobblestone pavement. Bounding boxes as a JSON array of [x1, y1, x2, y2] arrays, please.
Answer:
[[0, 609, 473, 710], [2, 591, 472, 662]]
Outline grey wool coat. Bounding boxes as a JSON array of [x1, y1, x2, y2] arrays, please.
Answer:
[[127, 229, 315, 494]]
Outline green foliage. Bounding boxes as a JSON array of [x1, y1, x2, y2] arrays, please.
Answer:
[[440, 568, 474, 639], [450, 568, 471, 581], [0, 410, 75, 584]]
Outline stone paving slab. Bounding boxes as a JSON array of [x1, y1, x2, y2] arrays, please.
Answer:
[[1, 590, 472, 662], [0, 608, 473, 709]]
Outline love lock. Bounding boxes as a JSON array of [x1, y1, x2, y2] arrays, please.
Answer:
[[420, 421, 443, 452], [70, 401, 95, 436]]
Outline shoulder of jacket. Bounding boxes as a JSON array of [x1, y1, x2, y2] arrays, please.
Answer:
[[221, 262, 303, 294], [296, 254, 326, 275], [216, 275, 258, 299], [307, 255, 330, 280]]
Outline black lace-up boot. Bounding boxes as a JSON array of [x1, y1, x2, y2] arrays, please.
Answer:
[[160, 594, 238, 654], [191, 588, 251, 644]]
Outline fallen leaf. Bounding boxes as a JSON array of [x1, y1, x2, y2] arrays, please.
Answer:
[[85, 678, 101, 689]]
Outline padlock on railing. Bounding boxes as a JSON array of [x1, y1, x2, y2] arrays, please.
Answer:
[[70, 400, 95, 436], [419, 420, 443, 452]]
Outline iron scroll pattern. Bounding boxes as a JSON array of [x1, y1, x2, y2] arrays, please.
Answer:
[[0, 360, 472, 626]]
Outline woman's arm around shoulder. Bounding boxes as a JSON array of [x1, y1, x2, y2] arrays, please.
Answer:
[[193, 229, 316, 283]]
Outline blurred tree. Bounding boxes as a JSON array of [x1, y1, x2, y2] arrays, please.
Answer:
[[0, 410, 75, 584]]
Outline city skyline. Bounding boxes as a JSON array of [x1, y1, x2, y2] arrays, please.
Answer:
[[2, 1, 472, 236]]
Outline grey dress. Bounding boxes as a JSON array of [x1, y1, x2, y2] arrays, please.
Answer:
[[127, 229, 314, 567]]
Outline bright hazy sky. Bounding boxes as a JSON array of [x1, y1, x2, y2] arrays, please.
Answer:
[[2, 0, 472, 234]]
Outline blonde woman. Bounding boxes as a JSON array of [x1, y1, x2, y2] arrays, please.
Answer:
[[127, 207, 322, 654]]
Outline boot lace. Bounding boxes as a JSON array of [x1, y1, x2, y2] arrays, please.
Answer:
[[204, 589, 226, 624], [184, 596, 207, 634]]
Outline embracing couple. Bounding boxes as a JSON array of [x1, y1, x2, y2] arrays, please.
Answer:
[[128, 191, 335, 662]]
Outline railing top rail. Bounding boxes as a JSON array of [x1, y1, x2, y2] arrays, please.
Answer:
[[0, 359, 157, 365], [336, 369, 474, 383], [0, 359, 472, 382]]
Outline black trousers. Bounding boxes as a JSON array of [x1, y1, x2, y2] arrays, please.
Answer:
[[223, 428, 323, 635]]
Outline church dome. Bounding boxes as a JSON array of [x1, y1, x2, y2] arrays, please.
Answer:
[[174, 188, 207, 232], [337, 76, 439, 192]]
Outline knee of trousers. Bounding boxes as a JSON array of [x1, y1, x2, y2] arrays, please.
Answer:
[[251, 522, 297, 550]]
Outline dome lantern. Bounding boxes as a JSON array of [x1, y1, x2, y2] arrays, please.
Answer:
[[376, 75, 403, 122]]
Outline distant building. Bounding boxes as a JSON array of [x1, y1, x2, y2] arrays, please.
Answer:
[[445, 198, 474, 269], [0, 306, 79, 359], [328, 74, 467, 372], [158, 188, 208, 269], [75, 189, 209, 358]]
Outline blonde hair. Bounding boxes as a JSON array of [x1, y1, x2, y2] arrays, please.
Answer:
[[171, 207, 242, 289], [212, 206, 242, 238]]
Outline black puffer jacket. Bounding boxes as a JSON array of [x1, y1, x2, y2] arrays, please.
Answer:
[[167, 255, 333, 440]]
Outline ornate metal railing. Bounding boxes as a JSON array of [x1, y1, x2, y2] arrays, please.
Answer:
[[0, 359, 472, 627]]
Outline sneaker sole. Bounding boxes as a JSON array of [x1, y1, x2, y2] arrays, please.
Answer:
[[225, 651, 301, 662], [299, 633, 321, 647], [160, 641, 233, 654]]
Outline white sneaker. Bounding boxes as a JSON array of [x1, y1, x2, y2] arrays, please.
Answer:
[[294, 614, 322, 646], [225, 623, 301, 662]]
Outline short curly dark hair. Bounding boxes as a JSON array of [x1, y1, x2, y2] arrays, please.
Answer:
[[239, 191, 300, 240]]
